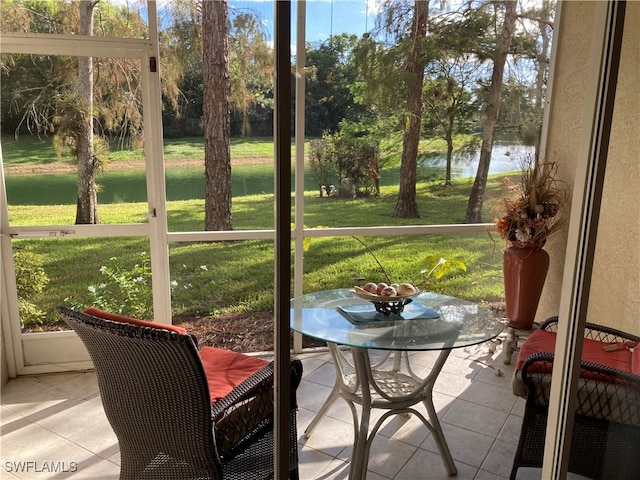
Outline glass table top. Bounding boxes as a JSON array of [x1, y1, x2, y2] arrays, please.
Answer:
[[290, 289, 504, 351]]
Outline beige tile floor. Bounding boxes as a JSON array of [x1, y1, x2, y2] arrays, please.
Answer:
[[1, 341, 544, 480]]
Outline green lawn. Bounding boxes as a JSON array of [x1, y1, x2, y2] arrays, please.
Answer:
[[4, 135, 510, 327], [1, 134, 294, 165], [12, 178, 509, 327]]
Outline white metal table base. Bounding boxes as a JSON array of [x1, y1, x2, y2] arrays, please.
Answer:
[[304, 344, 457, 479]]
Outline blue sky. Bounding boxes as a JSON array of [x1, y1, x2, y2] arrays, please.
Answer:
[[230, 0, 377, 44], [137, 0, 377, 45]]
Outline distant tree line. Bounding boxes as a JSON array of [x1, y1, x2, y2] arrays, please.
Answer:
[[1, 0, 555, 225]]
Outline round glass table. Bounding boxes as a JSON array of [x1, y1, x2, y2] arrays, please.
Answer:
[[290, 289, 504, 480]]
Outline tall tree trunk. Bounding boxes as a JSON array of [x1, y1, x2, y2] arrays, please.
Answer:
[[241, 109, 251, 137], [75, 0, 98, 225], [203, 0, 232, 231], [445, 128, 453, 187], [393, 0, 429, 219], [464, 0, 518, 223], [534, 0, 552, 162]]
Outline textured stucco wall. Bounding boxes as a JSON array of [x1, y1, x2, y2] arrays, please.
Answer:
[[540, 2, 639, 334]]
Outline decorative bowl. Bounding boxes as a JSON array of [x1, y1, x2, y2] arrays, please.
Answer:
[[351, 286, 421, 316]]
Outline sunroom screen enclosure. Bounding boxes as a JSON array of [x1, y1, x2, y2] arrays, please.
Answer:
[[1, 11, 170, 374], [2, 2, 636, 479], [1, 0, 524, 373]]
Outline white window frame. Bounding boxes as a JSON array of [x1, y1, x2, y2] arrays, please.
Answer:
[[0, 2, 170, 375]]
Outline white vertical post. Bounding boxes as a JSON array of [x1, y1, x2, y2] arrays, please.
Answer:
[[0, 143, 22, 378], [293, 1, 307, 353], [143, 0, 172, 324]]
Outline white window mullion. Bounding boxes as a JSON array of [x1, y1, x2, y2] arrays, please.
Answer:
[[0, 143, 22, 377], [292, 0, 307, 353], [142, 1, 172, 325]]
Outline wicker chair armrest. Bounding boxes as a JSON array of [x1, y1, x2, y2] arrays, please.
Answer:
[[521, 352, 640, 425], [583, 323, 640, 344], [211, 359, 303, 460], [210, 362, 274, 418], [537, 316, 639, 345], [539, 316, 559, 331]]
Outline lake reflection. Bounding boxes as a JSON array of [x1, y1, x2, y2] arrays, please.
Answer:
[[419, 143, 535, 179]]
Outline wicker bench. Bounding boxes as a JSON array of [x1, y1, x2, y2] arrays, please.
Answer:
[[510, 317, 640, 479], [59, 306, 303, 480]]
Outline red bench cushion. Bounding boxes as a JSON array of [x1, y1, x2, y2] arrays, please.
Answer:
[[84, 307, 188, 335], [517, 329, 633, 374], [199, 347, 269, 403]]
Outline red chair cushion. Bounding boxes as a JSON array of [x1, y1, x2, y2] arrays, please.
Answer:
[[199, 347, 269, 403], [84, 307, 188, 335], [517, 329, 633, 374], [632, 349, 640, 377], [84, 308, 268, 403]]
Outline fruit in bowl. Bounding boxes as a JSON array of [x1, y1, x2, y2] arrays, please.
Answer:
[[362, 282, 378, 294], [352, 282, 419, 300], [381, 285, 397, 296], [375, 282, 388, 295], [351, 281, 420, 315], [396, 283, 417, 295]]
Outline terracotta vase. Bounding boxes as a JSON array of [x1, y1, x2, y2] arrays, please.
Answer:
[[503, 242, 549, 330]]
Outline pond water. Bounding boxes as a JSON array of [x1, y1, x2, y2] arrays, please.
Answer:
[[5, 142, 536, 205], [420, 142, 536, 178]]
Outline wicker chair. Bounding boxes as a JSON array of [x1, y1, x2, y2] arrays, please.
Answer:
[[511, 317, 640, 480], [58, 306, 303, 480]]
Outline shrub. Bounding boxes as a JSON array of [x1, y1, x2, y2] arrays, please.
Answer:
[[13, 248, 50, 326], [308, 133, 380, 198], [67, 252, 154, 319], [308, 138, 338, 198]]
